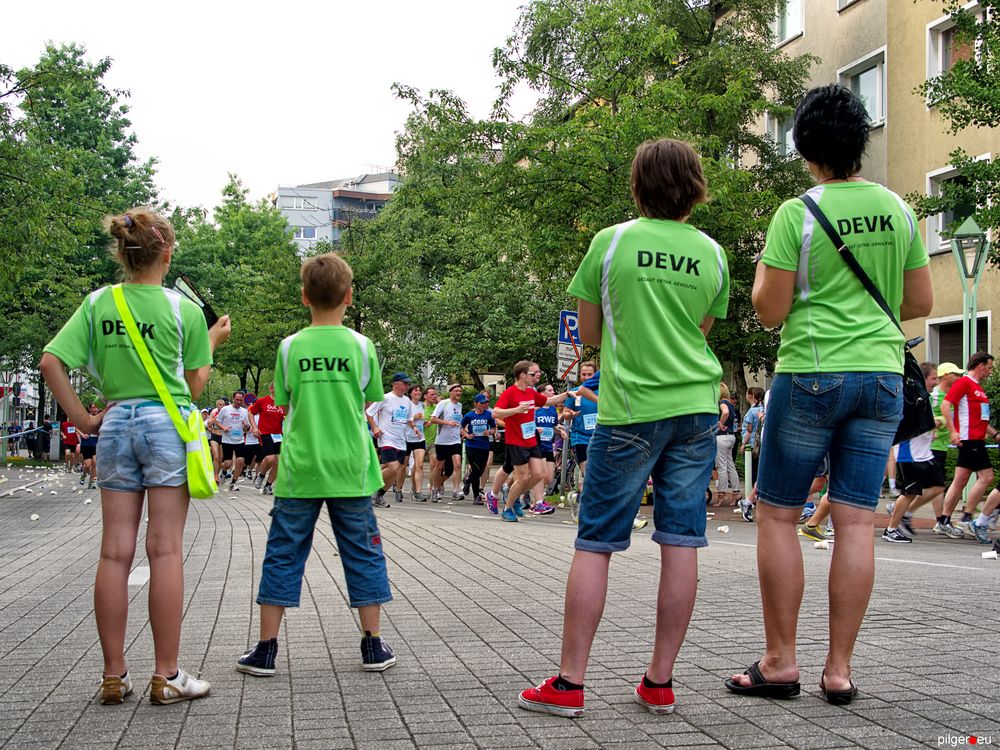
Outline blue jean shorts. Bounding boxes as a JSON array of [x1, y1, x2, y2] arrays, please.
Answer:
[[757, 372, 902, 511], [576, 413, 717, 552], [97, 400, 187, 492], [257, 496, 392, 609]]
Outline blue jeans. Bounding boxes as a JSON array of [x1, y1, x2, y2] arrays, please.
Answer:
[[757, 372, 902, 510], [576, 413, 717, 552], [257, 497, 392, 608], [97, 400, 188, 491]]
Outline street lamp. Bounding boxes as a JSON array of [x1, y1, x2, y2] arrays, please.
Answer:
[[949, 216, 990, 366]]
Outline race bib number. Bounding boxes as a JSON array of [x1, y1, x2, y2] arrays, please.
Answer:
[[392, 405, 410, 424], [983, 403, 991, 421], [472, 422, 487, 436], [521, 420, 536, 440], [583, 413, 598, 431], [230, 428, 243, 441], [271, 434, 282, 443], [66, 426, 76, 434], [540, 427, 554, 442]]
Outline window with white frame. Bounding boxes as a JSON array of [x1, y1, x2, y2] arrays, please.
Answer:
[[293, 226, 317, 240], [926, 314, 990, 365], [838, 48, 886, 126], [771, 0, 803, 45], [926, 164, 980, 253], [927, 2, 983, 80], [281, 196, 317, 211], [766, 114, 796, 158]]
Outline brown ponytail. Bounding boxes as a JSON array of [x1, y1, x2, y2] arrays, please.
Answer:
[[103, 208, 175, 278]]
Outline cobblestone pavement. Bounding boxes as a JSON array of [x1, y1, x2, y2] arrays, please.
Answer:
[[1, 464, 997, 749]]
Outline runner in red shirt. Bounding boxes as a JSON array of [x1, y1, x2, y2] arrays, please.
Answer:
[[60, 420, 80, 474], [248, 382, 287, 495], [492, 360, 572, 522], [940, 352, 999, 534]]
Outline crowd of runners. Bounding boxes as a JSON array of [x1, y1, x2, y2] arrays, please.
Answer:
[[28, 85, 998, 719]]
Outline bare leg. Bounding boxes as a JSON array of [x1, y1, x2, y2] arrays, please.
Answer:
[[449, 455, 462, 493], [646, 546, 698, 683], [559, 551, 611, 683], [807, 494, 831, 528], [94, 490, 143, 676], [963, 468, 993, 516], [146, 485, 191, 677], [359, 604, 381, 633], [505, 462, 543, 511], [824, 502, 876, 691], [260, 603, 284, 640], [943, 466, 973, 516], [729, 502, 802, 686], [410, 449, 424, 495], [492, 467, 509, 495]]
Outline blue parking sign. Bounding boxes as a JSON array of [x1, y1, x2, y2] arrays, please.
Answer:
[[558, 310, 581, 345]]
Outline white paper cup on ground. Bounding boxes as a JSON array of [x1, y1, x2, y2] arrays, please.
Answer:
[[814, 540, 830, 550], [717, 525, 729, 533], [982, 550, 998, 560]]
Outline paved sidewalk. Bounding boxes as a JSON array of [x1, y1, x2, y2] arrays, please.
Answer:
[[0, 465, 997, 749]]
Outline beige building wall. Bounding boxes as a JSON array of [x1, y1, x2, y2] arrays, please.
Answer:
[[888, 0, 1000, 365]]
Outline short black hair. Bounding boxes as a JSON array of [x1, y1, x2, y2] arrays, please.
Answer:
[[792, 85, 870, 179], [967, 351, 994, 371]]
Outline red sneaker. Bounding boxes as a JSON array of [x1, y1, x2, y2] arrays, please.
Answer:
[[518, 675, 585, 718], [634, 678, 675, 714]]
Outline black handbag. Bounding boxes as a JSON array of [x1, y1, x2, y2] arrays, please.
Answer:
[[799, 194, 935, 445]]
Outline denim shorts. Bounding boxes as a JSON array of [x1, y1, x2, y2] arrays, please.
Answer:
[[576, 413, 717, 552], [97, 400, 188, 492], [756, 372, 902, 511], [257, 496, 392, 609]]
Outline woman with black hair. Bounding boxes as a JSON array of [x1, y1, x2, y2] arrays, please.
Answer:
[[726, 85, 933, 705]]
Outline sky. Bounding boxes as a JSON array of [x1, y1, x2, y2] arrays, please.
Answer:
[[3, 0, 535, 212]]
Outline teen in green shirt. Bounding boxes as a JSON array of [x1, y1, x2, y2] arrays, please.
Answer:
[[238, 252, 396, 679]]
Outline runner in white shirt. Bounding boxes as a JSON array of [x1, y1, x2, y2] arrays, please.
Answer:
[[366, 373, 416, 507], [214, 391, 251, 492], [429, 384, 465, 502]]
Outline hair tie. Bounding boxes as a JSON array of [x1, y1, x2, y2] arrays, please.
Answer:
[[123, 214, 134, 229], [150, 226, 165, 245]]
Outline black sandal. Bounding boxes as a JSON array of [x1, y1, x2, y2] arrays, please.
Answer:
[[820, 670, 858, 705], [724, 660, 800, 699]]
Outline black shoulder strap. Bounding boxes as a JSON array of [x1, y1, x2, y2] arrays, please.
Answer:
[[799, 193, 903, 335]]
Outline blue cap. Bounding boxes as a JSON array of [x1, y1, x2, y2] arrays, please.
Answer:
[[473, 394, 488, 404], [391, 372, 411, 384]]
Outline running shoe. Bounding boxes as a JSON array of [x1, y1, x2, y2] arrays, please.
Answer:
[[632, 515, 648, 530], [798, 504, 816, 524], [462, 480, 471, 498], [955, 519, 976, 538], [451, 490, 464, 500], [361, 633, 397, 672], [881, 528, 912, 543], [262, 484, 273, 496], [885, 500, 895, 516], [932, 521, 965, 539], [79, 474, 85, 486], [501, 508, 518, 523], [432, 490, 442, 503], [486, 491, 499, 515], [99, 672, 133, 705], [898, 515, 916, 538], [798, 524, 826, 542], [229, 482, 240, 492], [393, 489, 403, 503], [236, 638, 277, 677], [149, 668, 210, 705], [970, 520, 991, 545], [888, 487, 901, 498], [473, 494, 485, 506], [513, 499, 525, 518], [518, 676, 584, 718], [253, 475, 264, 490], [634, 677, 674, 715], [530, 501, 555, 515], [87, 477, 95, 489], [501, 484, 510, 506], [739, 498, 754, 523], [413, 492, 425, 503], [372, 492, 390, 509]]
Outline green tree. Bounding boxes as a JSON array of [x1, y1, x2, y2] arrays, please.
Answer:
[[909, 1, 1000, 250]]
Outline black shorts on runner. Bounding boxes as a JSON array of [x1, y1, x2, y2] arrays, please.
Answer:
[[260, 433, 283, 456], [572, 443, 589, 466], [435, 443, 462, 463], [61, 441, 78, 455], [507, 444, 542, 466], [222, 443, 248, 462], [209, 433, 223, 445], [540, 449, 555, 463], [898, 460, 946, 496], [80, 445, 97, 460], [957, 439, 992, 472], [380, 447, 406, 465], [406, 440, 426, 456], [239, 443, 259, 462], [932, 449, 947, 468]]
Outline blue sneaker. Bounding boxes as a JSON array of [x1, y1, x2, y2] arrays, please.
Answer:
[[798, 504, 816, 524], [236, 638, 277, 677], [501, 508, 518, 522], [513, 499, 525, 518], [970, 520, 991, 545], [486, 491, 499, 515], [361, 632, 397, 672]]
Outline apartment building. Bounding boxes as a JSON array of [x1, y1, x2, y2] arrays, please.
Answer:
[[766, 0, 998, 364], [273, 171, 401, 251]]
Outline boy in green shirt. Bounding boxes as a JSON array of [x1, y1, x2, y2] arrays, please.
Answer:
[[236, 253, 396, 677]]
